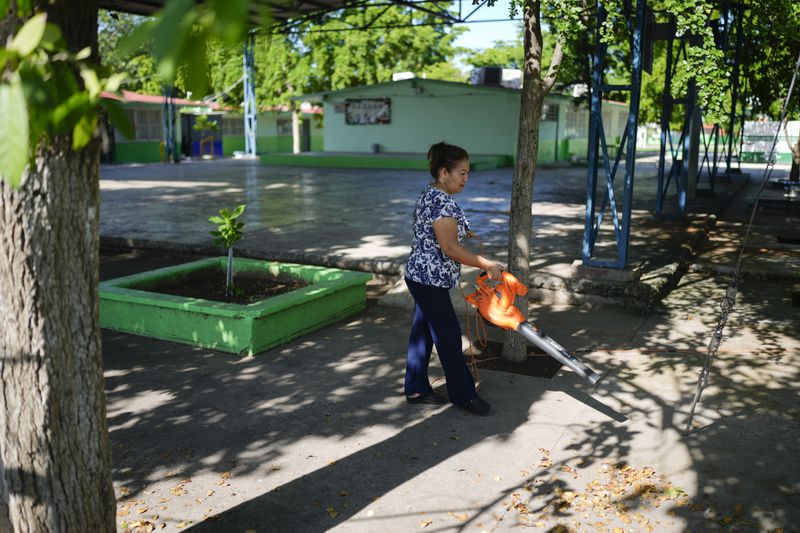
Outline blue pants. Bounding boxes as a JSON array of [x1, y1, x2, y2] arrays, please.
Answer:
[[404, 278, 477, 405]]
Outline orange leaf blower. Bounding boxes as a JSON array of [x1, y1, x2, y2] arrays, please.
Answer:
[[465, 271, 602, 385]]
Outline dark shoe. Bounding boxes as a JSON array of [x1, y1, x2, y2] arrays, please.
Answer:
[[406, 391, 448, 405], [457, 396, 492, 416]]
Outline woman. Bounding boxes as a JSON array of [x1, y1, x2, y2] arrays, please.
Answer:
[[403, 141, 503, 416]]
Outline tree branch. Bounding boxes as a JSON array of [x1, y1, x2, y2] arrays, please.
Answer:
[[542, 37, 564, 93]]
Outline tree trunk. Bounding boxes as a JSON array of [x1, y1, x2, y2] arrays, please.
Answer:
[[502, 3, 547, 362], [0, 2, 115, 532]]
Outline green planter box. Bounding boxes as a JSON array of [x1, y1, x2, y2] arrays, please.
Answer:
[[99, 257, 372, 355]]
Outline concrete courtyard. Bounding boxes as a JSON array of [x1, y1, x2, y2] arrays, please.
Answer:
[[100, 157, 799, 532]]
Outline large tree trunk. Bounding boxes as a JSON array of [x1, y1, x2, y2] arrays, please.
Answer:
[[0, 2, 115, 532], [502, 3, 547, 362]]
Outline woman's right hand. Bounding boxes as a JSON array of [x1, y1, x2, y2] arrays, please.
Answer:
[[486, 262, 503, 281]]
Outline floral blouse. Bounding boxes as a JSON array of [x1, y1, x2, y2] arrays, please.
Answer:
[[404, 185, 471, 289]]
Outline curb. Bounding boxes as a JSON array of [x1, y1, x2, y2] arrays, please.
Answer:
[[99, 236, 404, 277]]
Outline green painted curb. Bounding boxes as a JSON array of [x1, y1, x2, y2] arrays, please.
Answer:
[[99, 257, 372, 355]]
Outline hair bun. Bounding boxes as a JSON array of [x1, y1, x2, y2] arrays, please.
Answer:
[[427, 141, 468, 179]]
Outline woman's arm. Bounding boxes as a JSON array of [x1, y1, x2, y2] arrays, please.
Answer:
[[433, 217, 503, 280]]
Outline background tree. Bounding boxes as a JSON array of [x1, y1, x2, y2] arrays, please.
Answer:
[[98, 11, 162, 94]]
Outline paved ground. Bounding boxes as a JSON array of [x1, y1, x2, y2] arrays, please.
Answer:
[[100, 158, 799, 533]]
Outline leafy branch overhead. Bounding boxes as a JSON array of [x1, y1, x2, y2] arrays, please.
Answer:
[[209, 205, 246, 249], [0, 13, 130, 188]]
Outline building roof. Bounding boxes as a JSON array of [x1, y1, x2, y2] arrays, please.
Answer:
[[296, 78, 523, 103], [101, 90, 217, 108], [101, 90, 323, 114], [294, 77, 630, 107]]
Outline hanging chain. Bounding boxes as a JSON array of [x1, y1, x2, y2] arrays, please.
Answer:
[[684, 50, 800, 435]]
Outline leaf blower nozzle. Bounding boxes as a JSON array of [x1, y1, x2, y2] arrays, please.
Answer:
[[465, 271, 602, 386]]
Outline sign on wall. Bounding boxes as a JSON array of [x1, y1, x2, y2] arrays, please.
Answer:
[[345, 98, 391, 125]]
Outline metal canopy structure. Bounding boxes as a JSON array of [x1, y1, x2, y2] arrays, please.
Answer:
[[582, 0, 750, 269], [98, 0, 505, 31]]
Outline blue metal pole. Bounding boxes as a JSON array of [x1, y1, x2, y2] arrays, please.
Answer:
[[243, 32, 257, 156], [618, 0, 647, 267], [162, 83, 177, 163], [724, 5, 743, 174], [582, 0, 606, 264], [656, 16, 676, 215]]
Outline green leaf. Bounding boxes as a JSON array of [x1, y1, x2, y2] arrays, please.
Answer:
[[40, 23, 63, 50], [116, 18, 157, 59], [0, 76, 30, 188], [0, 0, 8, 19], [209, 216, 225, 224], [80, 68, 102, 99], [104, 73, 127, 94], [51, 91, 91, 131], [72, 111, 97, 150], [15, 0, 32, 18], [209, 0, 248, 43], [74, 47, 92, 61], [184, 28, 209, 97], [152, 0, 195, 81], [11, 12, 47, 57], [101, 99, 134, 140], [230, 204, 246, 218]]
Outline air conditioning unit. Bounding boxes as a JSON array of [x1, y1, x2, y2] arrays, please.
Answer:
[[470, 67, 522, 89]]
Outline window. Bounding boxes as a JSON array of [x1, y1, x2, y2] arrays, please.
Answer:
[[277, 118, 292, 136], [542, 103, 559, 121], [124, 108, 162, 141], [564, 105, 589, 139], [222, 116, 245, 136]]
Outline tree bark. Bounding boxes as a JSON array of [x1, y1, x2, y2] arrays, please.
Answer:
[[0, 2, 115, 531], [502, 2, 548, 362]]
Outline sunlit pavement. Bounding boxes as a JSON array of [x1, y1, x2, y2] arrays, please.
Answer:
[[101, 158, 799, 532]]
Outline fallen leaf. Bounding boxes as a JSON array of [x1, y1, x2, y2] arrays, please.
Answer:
[[175, 521, 192, 529], [419, 519, 432, 528], [453, 513, 469, 521], [136, 507, 148, 514], [339, 490, 349, 497], [326, 506, 339, 518], [207, 490, 215, 497], [117, 510, 129, 517]]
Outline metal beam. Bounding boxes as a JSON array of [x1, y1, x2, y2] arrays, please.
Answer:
[[243, 33, 258, 156], [162, 83, 178, 163], [582, 0, 647, 269]]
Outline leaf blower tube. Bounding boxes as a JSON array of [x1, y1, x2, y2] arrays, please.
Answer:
[[465, 271, 601, 386]]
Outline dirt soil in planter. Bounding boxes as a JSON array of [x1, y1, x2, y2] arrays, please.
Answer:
[[154, 271, 309, 305], [469, 339, 563, 379]]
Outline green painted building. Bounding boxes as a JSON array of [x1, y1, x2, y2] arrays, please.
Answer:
[[297, 78, 630, 165], [103, 91, 323, 163]]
